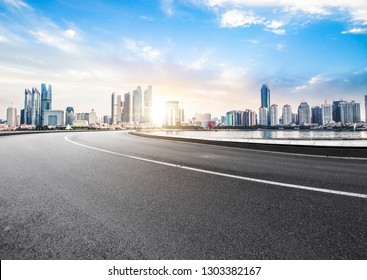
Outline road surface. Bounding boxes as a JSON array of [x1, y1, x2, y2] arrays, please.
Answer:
[[1, 131, 366, 259]]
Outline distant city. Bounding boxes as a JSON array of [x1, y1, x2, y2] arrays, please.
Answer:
[[1, 83, 367, 131]]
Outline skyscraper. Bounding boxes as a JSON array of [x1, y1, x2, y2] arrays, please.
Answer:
[[261, 84, 270, 109], [7, 104, 17, 127], [21, 87, 41, 126], [259, 106, 268, 126], [261, 84, 270, 125], [41, 83, 52, 125], [311, 106, 322, 125], [298, 102, 311, 125], [282, 104, 292, 125], [165, 101, 183, 126], [143, 85, 153, 124], [65, 107, 75, 125], [321, 101, 332, 126], [111, 93, 122, 125], [269, 104, 279, 126], [133, 86, 143, 124], [89, 109, 97, 124], [122, 92, 132, 123], [332, 100, 347, 123]]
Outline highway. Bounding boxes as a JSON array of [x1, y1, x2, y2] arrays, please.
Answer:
[[1, 131, 366, 259]]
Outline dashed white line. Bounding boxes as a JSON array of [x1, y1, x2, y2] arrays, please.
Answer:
[[64, 135, 367, 199]]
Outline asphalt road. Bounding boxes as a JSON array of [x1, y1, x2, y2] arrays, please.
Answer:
[[1, 131, 366, 259]]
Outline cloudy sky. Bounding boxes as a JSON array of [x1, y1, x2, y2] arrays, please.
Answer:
[[0, 0, 366, 121]]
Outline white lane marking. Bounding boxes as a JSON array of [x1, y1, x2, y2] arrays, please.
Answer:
[[129, 132, 367, 161], [64, 135, 367, 199]]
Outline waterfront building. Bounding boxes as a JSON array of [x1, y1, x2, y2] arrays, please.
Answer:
[[133, 86, 143, 124], [165, 101, 183, 126], [333, 100, 360, 124], [89, 109, 97, 124], [220, 116, 226, 125], [259, 106, 268, 126], [122, 92, 132, 123], [269, 104, 279, 126], [6, 104, 17, 127], [21, 87, 41, 126], [350, 101, 361, 123], [261, 84, 270, 125], [143, 85, 153, 124], [282, 104, 292, 125], [65, 107, 75, 125], [41, 84, 52, 125], [243, 109, 256, 127], [193, 113, 211, 128], [298, 102, 311, 125], [103, 115, 111, 125], [321, 101, 332, 126], [332, 100, 347, 123], [42, 110, 64, 126], [292, 113, 298, 124], [311, 106, 322, 125], [111, 93, 122, 125]]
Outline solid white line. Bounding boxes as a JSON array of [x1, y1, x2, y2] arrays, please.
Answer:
[[64, 135, 367, 199]]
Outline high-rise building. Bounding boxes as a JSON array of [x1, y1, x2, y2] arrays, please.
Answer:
[[6, 104, 17, 127], [89, 109, 97, 124], [350, 101, 361, 123], [332, 100, 347, 123], [111, 93, 122, 125], [282, 104, 292, 125], [261, 84, 270, 109], [311, 106, 322, 125], [243, 109, 256, 127], [298, 102, 311, 125], [122, 92, 132, 124], [65, 107, 75, 125], [21, 87, 41, 126], [143, 85, 153, 124], [333, 100, 360, 124], [41, 83, 52, 125], [321, 101, 332, 125], [133, 86, 143, 124], [103, 115, 111, 125], [259, 106, 268, 126], [269, 104, 279, 126], [165, 101, 183, 126], [261, 84, 270, 125]]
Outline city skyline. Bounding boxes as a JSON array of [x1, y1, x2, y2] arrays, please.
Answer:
[[1, 0, 367, 120]]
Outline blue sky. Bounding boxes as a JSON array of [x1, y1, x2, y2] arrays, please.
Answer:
[[0, 0, 367, 121]]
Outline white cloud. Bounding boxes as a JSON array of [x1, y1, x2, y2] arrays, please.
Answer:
[[31, 30, 78, 53], [64, 29, 77, 39], [161, 0, 174, 16], [123, 38, 163, 62], [342, 27, 367, 34], [220, 9, 264, 28], [2, 0, 30, 9], [200, 0, 367, 27], [264, 20, 287, 34], [294, 75, 329, 91], [0, 34, 9, 43]]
